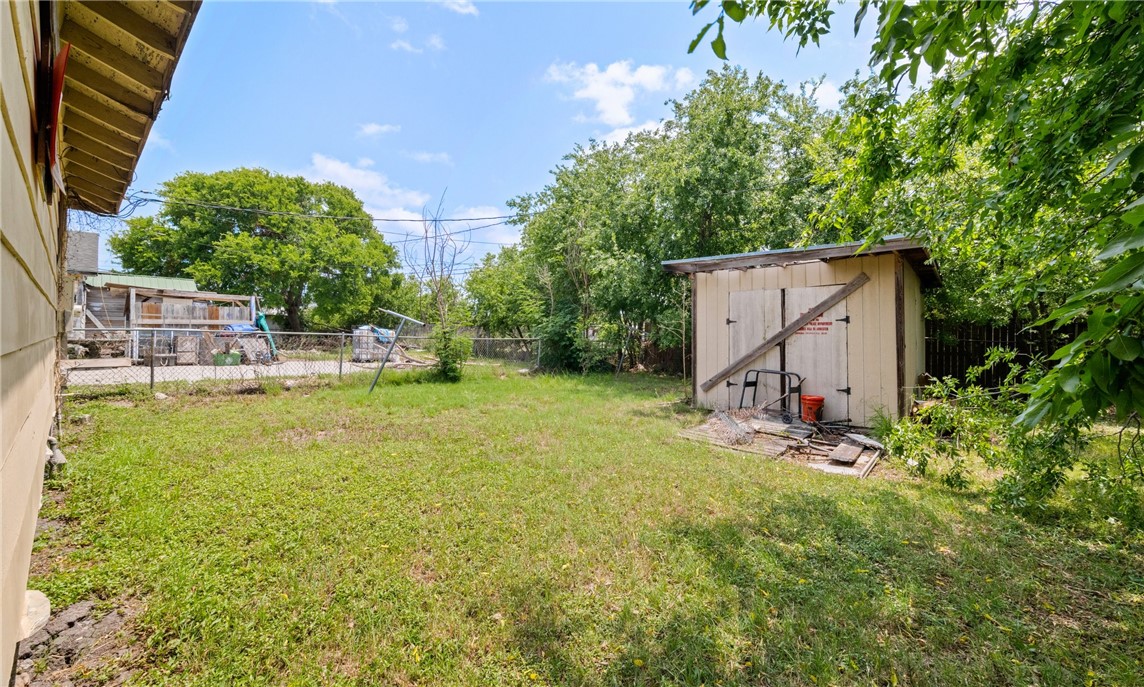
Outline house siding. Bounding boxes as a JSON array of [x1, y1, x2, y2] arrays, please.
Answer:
[[2, 0, 63, 678]]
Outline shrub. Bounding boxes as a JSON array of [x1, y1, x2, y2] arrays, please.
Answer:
[[882, 349, 1102, 514], [431, 328, 472, 382]]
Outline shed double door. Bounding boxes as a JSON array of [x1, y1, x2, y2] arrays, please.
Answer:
[[728, 286, 850, 422]]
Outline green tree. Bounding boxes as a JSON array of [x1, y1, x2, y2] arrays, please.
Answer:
[[690, 0, 1144, 425], [496, 66, 837, 370], [466, 246, 542, 338], [109, 168, 404, 331]]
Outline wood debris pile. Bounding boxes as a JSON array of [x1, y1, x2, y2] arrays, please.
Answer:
[[679, 407, 883, 478]]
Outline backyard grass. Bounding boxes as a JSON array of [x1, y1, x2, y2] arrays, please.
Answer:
[[37, 367, 1143, 686]]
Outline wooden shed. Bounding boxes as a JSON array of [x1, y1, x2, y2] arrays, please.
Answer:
[[663, 236, 939, 426]]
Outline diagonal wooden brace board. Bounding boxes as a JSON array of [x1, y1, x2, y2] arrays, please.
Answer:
[[700, 272, 870, 392]]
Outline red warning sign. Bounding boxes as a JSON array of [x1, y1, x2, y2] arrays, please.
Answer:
[[795, 316, 834, 336]]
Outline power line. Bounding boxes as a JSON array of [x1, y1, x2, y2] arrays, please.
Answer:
[[138, 191, 527, 224], [129, 192, 524, 247]]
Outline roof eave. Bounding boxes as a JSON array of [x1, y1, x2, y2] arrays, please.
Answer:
[[662, 236, 942, 288], [59, 1, 201, 215]]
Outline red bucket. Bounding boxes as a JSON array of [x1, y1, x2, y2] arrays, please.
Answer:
[[801, 395, 825, 423]]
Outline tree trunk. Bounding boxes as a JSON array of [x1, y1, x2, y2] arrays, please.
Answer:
[[285, 294, 304, 332]]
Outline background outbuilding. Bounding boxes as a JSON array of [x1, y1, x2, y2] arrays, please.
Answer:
[[664, 236, 939, 426]]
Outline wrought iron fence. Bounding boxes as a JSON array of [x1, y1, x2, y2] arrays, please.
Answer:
[[61, 328, 539, 391]]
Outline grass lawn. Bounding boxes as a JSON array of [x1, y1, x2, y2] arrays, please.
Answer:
[[39, 367, 1143, 685]]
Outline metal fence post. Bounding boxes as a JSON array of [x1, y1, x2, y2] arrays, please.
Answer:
[[149, 329, 156, 390], [536, 338, 542, 369], [339, 332, 345, 380]]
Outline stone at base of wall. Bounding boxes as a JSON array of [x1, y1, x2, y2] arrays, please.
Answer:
[[20, 591, 50, 640]]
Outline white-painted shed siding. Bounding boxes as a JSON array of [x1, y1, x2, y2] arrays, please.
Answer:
[[692, 254, 924, 426]]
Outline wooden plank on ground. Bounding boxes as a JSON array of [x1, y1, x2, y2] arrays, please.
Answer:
[[828, 441, 864, 465], [677, 429, 791, 457]]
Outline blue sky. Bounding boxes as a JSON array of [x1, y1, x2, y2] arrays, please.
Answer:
[[107, 0, 876, 274]]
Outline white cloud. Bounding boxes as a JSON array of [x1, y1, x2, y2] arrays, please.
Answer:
[[390, 39, 422, 54], [813, 81, 844, 110], [390, 16, 408, 33], [357, 122, 400, 137], [303, 155, 515, 264], [674, 68, 696, 90], [391, 35, 445, 54], [405, 151, 453, 165], [148, 129, 174, 152], [307, 154, 430, 211], [546, 60, 690, 127], [441, 0, 478, 16], [599, 120, 660, 145]]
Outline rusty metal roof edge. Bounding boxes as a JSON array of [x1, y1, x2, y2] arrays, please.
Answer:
[[662, 234, 940, 286]]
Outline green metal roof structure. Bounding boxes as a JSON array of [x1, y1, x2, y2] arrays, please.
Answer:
[[84, 273, 199, 291]]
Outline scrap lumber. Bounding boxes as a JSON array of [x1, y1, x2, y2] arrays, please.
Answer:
[[747, 418, 814, 440], [828, 441, 864, 465], [845, 433, 884, 450], [714, 410, 754, 445], [678, 428, 791, 457], [860, 450, 882, 479]]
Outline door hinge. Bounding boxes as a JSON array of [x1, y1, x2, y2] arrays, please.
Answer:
[[726, 318, 737, 325], [837, 386, 851, 395], [726, 380, 739, 387], [836, 315, 851, 323]]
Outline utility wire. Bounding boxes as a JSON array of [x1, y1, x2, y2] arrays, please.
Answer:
[[138, 191, 528, 224]]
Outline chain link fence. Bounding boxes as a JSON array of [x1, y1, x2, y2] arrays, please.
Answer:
[[61, 328, 539, 391]]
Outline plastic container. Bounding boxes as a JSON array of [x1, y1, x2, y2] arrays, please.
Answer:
[[213, 352, 241, 366], [801, 395, 825, 423]]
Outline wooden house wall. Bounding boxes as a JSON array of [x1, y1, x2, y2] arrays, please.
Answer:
[[2, 1, 62, 676], [693, 254, 923, 425]]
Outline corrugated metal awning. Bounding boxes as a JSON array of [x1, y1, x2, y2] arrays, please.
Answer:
[[662, 235, 941, 287], [59, 1, 200, 215], [103, 284, 253, 303], [84, 273, 198, 291]]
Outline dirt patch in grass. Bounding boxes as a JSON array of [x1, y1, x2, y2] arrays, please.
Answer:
[[15, 597, 145, 687]]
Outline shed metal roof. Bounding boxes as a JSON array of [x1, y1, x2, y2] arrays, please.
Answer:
[[662, 235, 940, 287], [105, 285, 253, 303], [85, 273, 198, 291]]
